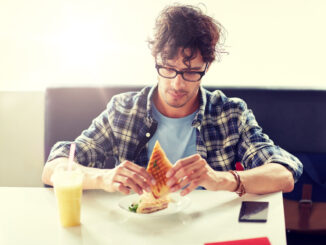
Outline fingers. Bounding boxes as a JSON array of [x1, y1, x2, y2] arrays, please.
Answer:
[[105, 155, 208, 196], [114, 168, 150, 194], [180, 177, 203, 196], [112, 182, 131, 195], [166, 154, 201, 178], [110, 161, 154, 195], [167, 154, 207, 189], [168, 167, 207, 192], [170, 169, 206, 196], [121, 161, 156, 186]]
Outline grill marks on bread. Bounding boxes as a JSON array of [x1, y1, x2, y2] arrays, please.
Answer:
[[146, 141, 173, 198]]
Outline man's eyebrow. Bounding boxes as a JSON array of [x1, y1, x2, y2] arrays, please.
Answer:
[[165, 62, 204, 70]]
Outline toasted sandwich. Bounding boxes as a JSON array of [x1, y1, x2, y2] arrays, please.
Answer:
[[146, 141, 173, 199], [136, 192, 170, 214]]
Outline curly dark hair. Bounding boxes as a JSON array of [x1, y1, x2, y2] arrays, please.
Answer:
[[148, 4, 225, 67]]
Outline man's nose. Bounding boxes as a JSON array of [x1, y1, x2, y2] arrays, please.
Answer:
[[171, 73, 186, 90]]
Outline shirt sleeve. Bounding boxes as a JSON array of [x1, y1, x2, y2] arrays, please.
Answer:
[[236, 100, 303, 183], [46, 101, 119, 169]]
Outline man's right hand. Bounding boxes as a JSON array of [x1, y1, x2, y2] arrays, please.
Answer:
[[42, 158, 156, 195], [101, 160, 156, 195]]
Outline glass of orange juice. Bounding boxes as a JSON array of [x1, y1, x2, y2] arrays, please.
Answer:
[[52, 170, 83, 227]]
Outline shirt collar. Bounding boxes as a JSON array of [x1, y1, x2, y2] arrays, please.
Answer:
[[145, 84, 207, 127], [192, 86, 207, 128], [146, 85, 157, 122]]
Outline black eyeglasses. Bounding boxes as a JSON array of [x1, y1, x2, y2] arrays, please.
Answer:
[[155, 63, 208, 82]]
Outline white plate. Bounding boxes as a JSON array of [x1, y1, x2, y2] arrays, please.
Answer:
[[118, 193, 191, 217]]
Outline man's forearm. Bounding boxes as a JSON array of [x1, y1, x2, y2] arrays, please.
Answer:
[[42, 157, 112, 190], [237, 163, 294, 194]]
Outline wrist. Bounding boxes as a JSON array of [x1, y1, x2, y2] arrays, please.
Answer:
[[226, 171, 239, 192], [96, 169, 115, 191], [205, 170, 239, 191], [85, 171, 103, 189], [76, 166, 108, 190], [228, 170, 246, 196]]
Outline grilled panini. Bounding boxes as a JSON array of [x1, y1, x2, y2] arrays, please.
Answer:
[[136, 192, 170, 214], [146, 141, 173, 199]]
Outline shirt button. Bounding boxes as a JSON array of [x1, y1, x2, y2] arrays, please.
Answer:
[[146, 133, 151, 137]]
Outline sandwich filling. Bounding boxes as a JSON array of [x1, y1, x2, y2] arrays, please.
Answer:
[[129, 192, 170, 214]]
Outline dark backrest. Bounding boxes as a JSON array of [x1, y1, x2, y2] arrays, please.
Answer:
[[44, 86, 326, 164], [44, 86, 141, 163]]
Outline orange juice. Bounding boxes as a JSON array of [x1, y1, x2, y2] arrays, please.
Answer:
[[52, 170, 83, 227]]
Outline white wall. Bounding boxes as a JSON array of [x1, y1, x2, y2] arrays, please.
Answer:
[[0, 91, 44, 187], [1, 0, 326, 186], [1, 0, 326, 90]]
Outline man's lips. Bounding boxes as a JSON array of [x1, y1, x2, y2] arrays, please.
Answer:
[[168, 90, 187, 99]]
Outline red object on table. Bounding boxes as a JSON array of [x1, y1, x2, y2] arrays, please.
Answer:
[[204, 237, 271, 245], [235, 162, 244, 171]]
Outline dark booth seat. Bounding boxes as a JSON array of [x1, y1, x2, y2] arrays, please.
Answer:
[[45, 86, 326, 165]]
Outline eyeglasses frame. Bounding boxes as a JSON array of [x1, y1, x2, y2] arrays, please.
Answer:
[[155, 63, 208, 82]]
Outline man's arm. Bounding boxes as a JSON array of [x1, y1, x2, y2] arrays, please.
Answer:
[[42, 157, 155, 195], [166, 99, 302, 196], [165, 154, 294, 196], [42, 157, 109, 189], [235, 163, 294, 193]]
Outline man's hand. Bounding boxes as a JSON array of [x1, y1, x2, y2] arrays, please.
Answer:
[[42, 158, 156, 195], [101, 160, 156, 195], [166, 154, 236, 196]]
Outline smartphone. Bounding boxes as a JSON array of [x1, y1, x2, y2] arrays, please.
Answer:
[[238, 201, 269, 223]]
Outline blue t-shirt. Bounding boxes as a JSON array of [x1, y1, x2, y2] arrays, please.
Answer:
[[147, 103, 197, 164]]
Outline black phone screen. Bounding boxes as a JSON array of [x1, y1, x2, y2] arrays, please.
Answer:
[[238, 201, 269, 223]]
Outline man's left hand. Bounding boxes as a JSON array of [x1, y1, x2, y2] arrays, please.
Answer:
[[166, 154, 230, 196]]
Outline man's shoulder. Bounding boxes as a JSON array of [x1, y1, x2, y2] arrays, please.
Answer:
[[203, 88, 248, 112]]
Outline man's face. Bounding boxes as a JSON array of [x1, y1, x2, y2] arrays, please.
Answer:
[[155, 49, 207, 117]]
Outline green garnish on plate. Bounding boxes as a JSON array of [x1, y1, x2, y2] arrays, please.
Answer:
[[128, 203, 139, 213]]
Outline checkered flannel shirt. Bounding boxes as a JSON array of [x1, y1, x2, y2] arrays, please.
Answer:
[[48, 85, 303, 182]]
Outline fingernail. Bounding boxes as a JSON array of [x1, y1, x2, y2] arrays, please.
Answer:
[[166, 179, 173, 187], [166, 170, 172, 178], [170, 187, 177, 192]]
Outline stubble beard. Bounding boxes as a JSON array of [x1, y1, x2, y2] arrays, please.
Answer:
[[164, 87, 199, 109]]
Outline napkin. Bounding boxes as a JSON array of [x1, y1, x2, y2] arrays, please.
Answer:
[[204, 237, 271, 245]]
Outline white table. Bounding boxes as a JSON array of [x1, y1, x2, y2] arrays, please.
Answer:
[[0, 187, 286, 245]]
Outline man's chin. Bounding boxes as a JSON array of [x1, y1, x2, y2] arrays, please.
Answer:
[[166, 100, 186, 108], [163, 93, 188, 108]]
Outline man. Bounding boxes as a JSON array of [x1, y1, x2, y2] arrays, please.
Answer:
[[42, 4, 302, 197]]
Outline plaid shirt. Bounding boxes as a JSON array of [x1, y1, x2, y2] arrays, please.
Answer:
[[48, 85, 303, 182]]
